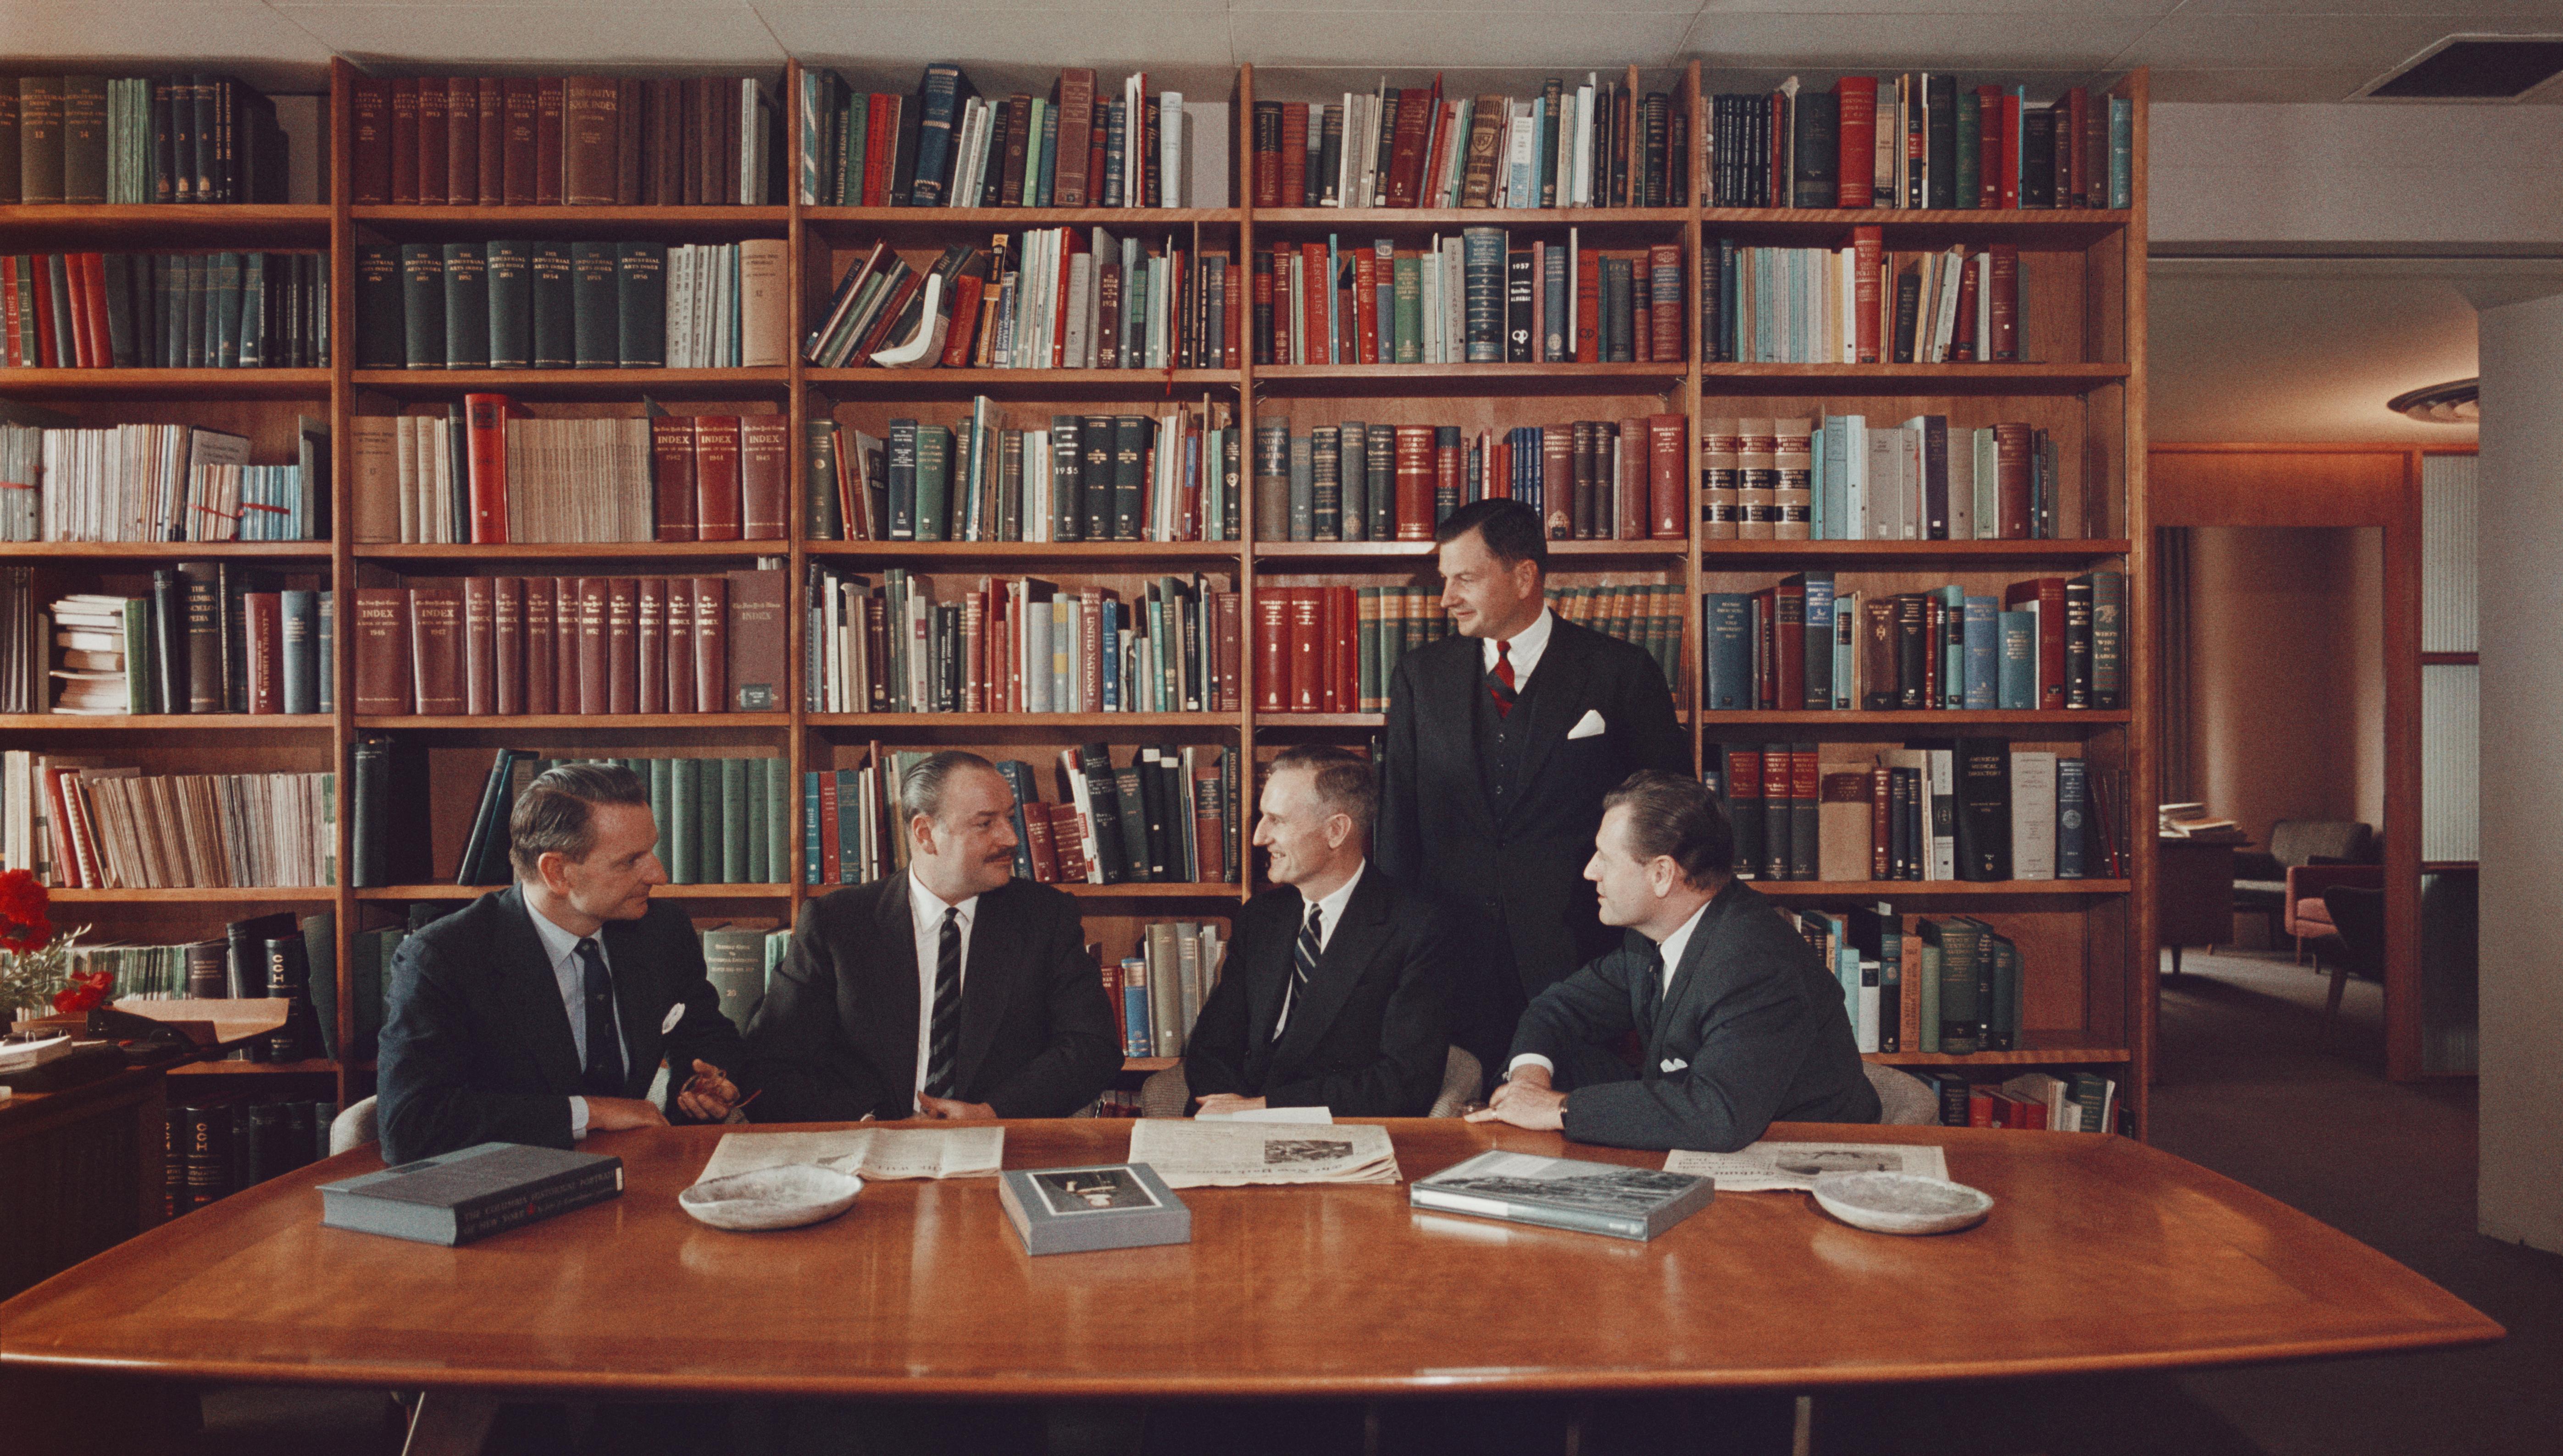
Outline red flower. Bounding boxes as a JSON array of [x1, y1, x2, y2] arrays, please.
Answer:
[[51, 969, 112, 1017], [0, 868, 48, 951]]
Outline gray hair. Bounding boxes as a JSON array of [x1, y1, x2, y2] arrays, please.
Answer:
[[900, 750, 1002, 826], [1270, 744, 1378, 830], [509, 762, 649, 878]]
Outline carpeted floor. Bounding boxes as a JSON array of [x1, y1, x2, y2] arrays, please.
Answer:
[[184, 948, 2559, 1455]]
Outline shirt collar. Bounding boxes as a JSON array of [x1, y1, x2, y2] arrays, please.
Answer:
[[1483, 603, 1556, 670], [1652, 896, 1713, 987], [909, 869, 981, 931], [1303, 858, 1366, 930], [522, 887, 595, 969]]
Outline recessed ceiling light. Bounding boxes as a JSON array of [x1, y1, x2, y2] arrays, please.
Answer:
[[2358, 35, 2563, 102]]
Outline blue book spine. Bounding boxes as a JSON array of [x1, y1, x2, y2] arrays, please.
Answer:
[[1326, 234, 1343, 364], [1997, 610, 2036, 709], [1034, 105, 1060, 207], [909, 63, 970, 205], [1102, 100, 1126, 207], [1810, 426, 1828, 539], [1703, 593, 1751, 710], [1461, 227, 1505, 362], [1833, 922, 1860, 1022], [1102, 601, 1121, 711], [1122, 963, 1151, 1056], [2057, 756, 2089, 879], [802, 772, 822, 884], [2108, 98, 2133, 210], [1802, 574, 1834, 709], [1963, 597, 1999, 709], [1940, 585, 1964, 707]]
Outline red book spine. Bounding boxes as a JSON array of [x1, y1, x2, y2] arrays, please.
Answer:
[[1950, 255, 1980, 362], [28, 261, 57, 370], [636, 576, 666, 715], [1331, 585, 1358, 714], [738, 415, 790, 540], [464, 393, 511, 544], [1976, 89, 2002, 209], [1300, 242, 1328, 364], [493, 576, 525, 716], [693, 417, 743, 541], [1282, 105, 1307, 208], [1317, 585, 1345, 713], [1287, 589, 1321, 713], [1852, 227, 1883, 364], [1393, 426, 1434, 541], [575, 578, 607, 715], [0, 257, 21, 368], [1775, 578, 1805, 711], [1648, 414, 1686, 539], [939, 275, 984, 368], [244, 592, 282, 714], [389, 78, 420, 205], [82, 253, 111, 367], [862, 94, 895, 208], [416, 76, 449, 206], [503, 79, 538, 206], [1999, 94, 2022, 210], [819, 770, 843, 885], [1352, 248, 1379, 364], [665, 578, 695, 714], [446, 77, 478, 206], [1575, 248, 1601, 363], [351, 77, 392, 205], [1754, 587, 1778, 709], [1836, 78, 1877, 207], [1632, 252, 1653, 364], [535, 78, 566, 206], [649, 413, 697, 541], [692, 576, 727, 713], [521, 579, 556, 715], [1254, 592, 1288, 713], [1987, 244, 2020, 362], [606, 578, 638, 715], [551, 576, 578, 715], [477, 78, 505, 207], [462, 576, 496, 715], [64, 253, 97, 367]]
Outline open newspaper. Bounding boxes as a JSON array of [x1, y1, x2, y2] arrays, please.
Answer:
[[1662, 1140, 1948, 1192], [1126, 1118, 1399, 1188], [695, 1127, 1005, 1184]]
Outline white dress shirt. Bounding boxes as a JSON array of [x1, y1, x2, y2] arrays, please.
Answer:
[[1273, 859, 1366, 1036], [908, 869, 982, 1112], [1480, 604, 1557, 687], [524, 894, 627, 1140], [1508, 897, 1709, 1080]]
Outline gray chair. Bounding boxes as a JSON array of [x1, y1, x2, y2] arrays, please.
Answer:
[[2232, 820, 2374, 946], [1139, 1046, 1484, 1118], [327, 1095, 378, 1157], [1864, 1063, 1942, 1126]]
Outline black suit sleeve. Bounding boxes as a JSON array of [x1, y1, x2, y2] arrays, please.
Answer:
[[1179, 927, 1256, 1104], [1611, 639, 1690, 778], [377, 934, 573, 1163], [650, 916, 747, 1122], [1560, 960, 1824, 1154], [1377, 653, 1424, 883], [979, 905, 1121, 1118], [1507, 946, 1643, 1080], [738, 899, 891, 1123], [1263, 905, 1459, 1115]]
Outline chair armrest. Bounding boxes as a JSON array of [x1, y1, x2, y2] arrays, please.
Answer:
[[2288, 864, 2384, 899]]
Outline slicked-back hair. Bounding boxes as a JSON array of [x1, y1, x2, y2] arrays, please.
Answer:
[[1601, 770, 1735, 887], [510, 762, 651, 879], [901, 749, 1002, 826], [1270, 744, 1378, 831], [1433, 498, 1548, 575]]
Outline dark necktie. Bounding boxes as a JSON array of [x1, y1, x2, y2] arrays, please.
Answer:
[[575, 937, 622, 1097], [1487, 638, 1518, 718], [1277, 903, 1323, 1041], [924, 907, 963, 1100]]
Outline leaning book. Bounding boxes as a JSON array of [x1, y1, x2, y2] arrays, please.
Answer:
[[318, 1143, 623, 1246], [999, 1163, 1192, 1255], [1409, 1150, 1713, 1241]]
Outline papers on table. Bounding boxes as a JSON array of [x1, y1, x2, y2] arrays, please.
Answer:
[[1193, 1106, 1335, 1124], [1127, 1118, 1399, 1188], [1663, 1140, 1948, 1192], [696, 1127, 1005, 1185]]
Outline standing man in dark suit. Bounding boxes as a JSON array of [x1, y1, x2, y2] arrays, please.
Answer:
[[1469, 771, 1879, 1151], [1380, 498, 1691, 1087], [377, 761, 745, 1167], [1184, 746, 1458, 1117], [742, 750, 1120, 1122]]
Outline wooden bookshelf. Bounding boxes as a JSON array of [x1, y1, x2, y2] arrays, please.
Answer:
[[8, 56, 2148, 1130]]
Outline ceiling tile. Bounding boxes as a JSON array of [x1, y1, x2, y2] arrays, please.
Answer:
[[270, 6, 789, 65], [1696, 0, 2165, 14], [2146, 68, 2383, 104], [2111, 14, 2510, 72], [3, 4, 335, 76], [1231, 10, 1699, 68], [754, 7, 1235, 66], [1683, 12, 2155, 70], [2171, 0, 2563, 16], [1226, 0, 1695, 12]]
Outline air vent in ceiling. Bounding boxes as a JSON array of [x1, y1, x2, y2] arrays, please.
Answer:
[[2359, 35, 2563, 101]]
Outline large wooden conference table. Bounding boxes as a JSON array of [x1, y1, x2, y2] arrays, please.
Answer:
[[0, 1118, 2501, 1451]]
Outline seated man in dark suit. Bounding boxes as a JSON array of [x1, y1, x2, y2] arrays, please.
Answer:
[[743, 750, 1120, 1121], [1184, 746, 1457, 1117], [377, 762, 745, 1166], [1469, 770, 1879, 1152]]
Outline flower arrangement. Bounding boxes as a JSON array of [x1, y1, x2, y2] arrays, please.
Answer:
[[0, 869, 94, 1022]]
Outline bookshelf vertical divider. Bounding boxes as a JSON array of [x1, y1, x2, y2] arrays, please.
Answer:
[[326, 58, 362, 1088]]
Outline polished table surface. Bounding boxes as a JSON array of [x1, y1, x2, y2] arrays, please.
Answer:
[[0, 1119, 2499, 1400]]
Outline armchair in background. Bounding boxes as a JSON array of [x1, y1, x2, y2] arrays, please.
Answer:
[[2232, 820, 2375, 950]]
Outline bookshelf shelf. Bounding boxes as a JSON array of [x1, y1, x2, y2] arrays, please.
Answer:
[[0, 203, 333, 245], [1258, 714, 1382, 730], [1699, 206, 2129, 247], [1257, 362, 1686, 391], [1255, 540, 1684, 564], [806, 541, 1242, 562], [0, 541, 335, 560], [44, 888, 338, 903], [349, 368, 791, 399], [1868, 1041, 2130, 1068], [170, 1058, 341, 1077], [1700, 710, 2131, 727], [1749, 880, 2132, 898], [811, 713, 1236, 731], [353, 714, 792, 730], [1700, 540, 2133, 563], [351, 205, 791, 228], [355, 884, 792, 900], [356, 541, 785, 562], [1695, 363, 2129, 395], [804, 368, 1240, 398], [1256, 206, 1685, 229], [804, 206, 1237, 239], [0, 714, 335, 731], [0, 369, 331, 399]]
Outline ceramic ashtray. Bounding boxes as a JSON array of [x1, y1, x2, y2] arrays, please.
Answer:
[[679, 1164, 864, 1230], [1810, 1171, 1994, 1235]]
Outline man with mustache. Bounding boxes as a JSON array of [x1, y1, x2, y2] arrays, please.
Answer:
[[741, 750, 1121, 1121]]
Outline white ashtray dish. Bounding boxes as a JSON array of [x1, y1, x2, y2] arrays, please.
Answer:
[[1810, 1171, 1993, 1235], [679, 1164, 864, 1230]]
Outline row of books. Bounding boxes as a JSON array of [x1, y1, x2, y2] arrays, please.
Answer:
[[2, 251, 330, 370], [1114, 921, 1230, 1059], [1710, 741, 2128, 885], [1, 73, 289, 205], [0, 568, 34, 713], [3, 758, 335, 889], [1252, 72, 1685, 211], [440, 752, 795, 889], [1707, 78, 2130, 211], [355, 240, 792, 372], [350, 570, 783, 718], [801, 569, 1236, 717], [1701, 235, 2022, 366], [350, 73, 777, 208], [348, 406, 788, 546], [1932, 1072, 2124, 1133], [0, 416, 327, 543], [1252, 579, 1681, 716], [1786, 905, 2035, 1057], [44, 579, 331, 717], [815, 405, 1239, 545], [1261, 231, 1683, 368], [87, 910, 336, 1054], [801, 66, 1201, 210], [167, 1099, 341, 1218], [1255, 414, 1689, 547], [1700, 417, 2071, 543], [1705, 571, 2125, 713]]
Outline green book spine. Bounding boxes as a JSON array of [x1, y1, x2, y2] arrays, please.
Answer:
[[485, 240, 532, 370], [765, 755, 790, 886], [913, 425, 951, 543], [1112, 415, 1146, 541], [841, 96, 868, 206], [440, 242, 489, 368], [568, 240, 618, 369], [1989, 930, 2020, 1052], [614, 241, 666, 367], [647, 758, 672, 866], [1917, 937, 1942, 1055], [122, 599, 152, 714], [1392, 255, 1423, 364], [1955, 96, 1981, 212], [237, 253, 265, 367], [719, 757, 749, 884], [529, 241, 574, 369], [1356, 588, 1382, 711], [742, 758, 768, 884], [669, 757, 701, 884], [210, 251, 243, 367], [805, 420, 843, 540]]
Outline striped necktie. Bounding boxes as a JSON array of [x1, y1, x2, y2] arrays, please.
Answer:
[[1276, 903, 1323, 1042], [924, 907, 963, 1099]]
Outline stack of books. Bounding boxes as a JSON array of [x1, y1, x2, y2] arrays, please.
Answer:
[[1252, 71, 1685, 210], [811, 403, 1237, 544], [1112, 920, 1228, 1058]]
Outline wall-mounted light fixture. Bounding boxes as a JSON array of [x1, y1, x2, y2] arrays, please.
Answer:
[[2388, 379, 2479, 424]]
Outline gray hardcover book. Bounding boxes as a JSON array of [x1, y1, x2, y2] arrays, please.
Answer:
[[998, 1163, 1191, 1255], [699, 927, 767, 1033], [1409, 1150, 1713, 1241], [318, 1143, 623, 1246]]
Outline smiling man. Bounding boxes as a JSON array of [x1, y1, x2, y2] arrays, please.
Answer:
[[377, 761, 745, 1165], [740, 750, 1120, 1122], [1379, 497, 1689, 1091], [1467, 770, 1878, 1152]]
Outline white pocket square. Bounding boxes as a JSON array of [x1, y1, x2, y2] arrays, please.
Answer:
[[1660, 1057, 1689, 1074], [660, 1003, 685, 1036], [1567, 709, 1607, 740]]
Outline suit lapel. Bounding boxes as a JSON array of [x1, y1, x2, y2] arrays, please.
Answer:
[[952, 888, 1017, 1094], [1648, 894, 1727, 1065], [1432, 641, 1503, 836], [875, 878, 924, 1106], [497, 887, 587, 1092], [1508, 617, 1592, 800], [1245, 894, 1299, 1068], [1274, 870, 1388, 1062]]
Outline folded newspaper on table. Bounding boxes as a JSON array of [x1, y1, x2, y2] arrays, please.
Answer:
[[1662, 1140, 1949, 1192], [696, 1127, 1006, 1184], [1126, 1118, 1399, 1188]]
